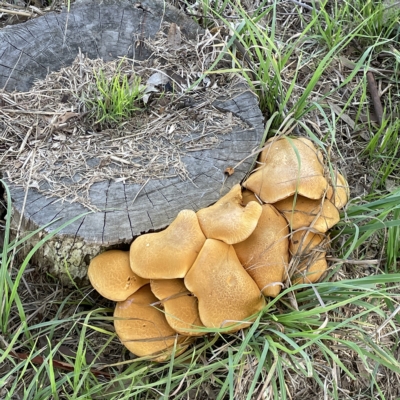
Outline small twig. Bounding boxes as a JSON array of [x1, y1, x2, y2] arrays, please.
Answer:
[[0, 7, 34, 17], [376, 302, 400, 338], [28, 6, 44, 16], [287, 0, 314, 11], [131, 178, 150, 206], [0, 109, 64, 115], [366, 71, 384, 126], [326, 257, 380, 265]]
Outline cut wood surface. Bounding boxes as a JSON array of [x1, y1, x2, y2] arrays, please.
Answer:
[[0, 0, 264, 283]]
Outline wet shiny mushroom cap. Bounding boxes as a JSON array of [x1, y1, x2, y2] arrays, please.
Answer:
[[150, 279, 206, 336], [114, 284, 190, 361], [243, 137, 328, 203], [88, 250, 149, 302], [196, 184, 262, 245], [185, 239, 266, 331], [234, 204, 289, 298], [130, 209, 206, 279]]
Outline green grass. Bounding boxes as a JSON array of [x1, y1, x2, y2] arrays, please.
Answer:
[[85, 60, 145, 126], [2, 191, 400, 398], [2, 0, 400, 398]]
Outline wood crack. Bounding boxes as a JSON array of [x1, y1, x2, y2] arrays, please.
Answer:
[[123, 183, 135, 238], [101, 180, 111, 244]]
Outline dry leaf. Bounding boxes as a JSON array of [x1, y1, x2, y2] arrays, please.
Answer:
[[147, 72, 169, 86], [58, 112, 80, 124], [327, 101, 355, 129], [339, 56, 357, 70], [28, 181, 40, 189], [167, 23, 182, 49], [224, 167, 235, 176]]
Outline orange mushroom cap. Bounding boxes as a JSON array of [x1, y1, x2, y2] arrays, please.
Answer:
[[196, 184, 262, 245], [114, 284, 190, 361], [243, 137, 328, 203], [88, 250, 149, 302], [274, 194, 340, 233], [184, 239, 265, 331], [130, 210, 206, 279], [327, 171, 349, 209], [150, 279, 206, 336], [241, 189, 262, 205], [233, 204, 289, 297], [290, 229, 329, 284]]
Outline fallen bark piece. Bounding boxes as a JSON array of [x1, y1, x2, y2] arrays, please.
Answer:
[[366, 71, 384, 126]]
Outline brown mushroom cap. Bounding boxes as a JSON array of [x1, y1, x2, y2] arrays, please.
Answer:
[[243, 137, 328, 203], [150, 279, 206, 336], [233, 204, 289, 298], [184, 239, 265, 331], [327, 172, 349, 209], [88, 250, 149, 302], [274, 195, 340, 233], [196, 184, 263, 245], [290, 229, 328, 284], [114, 284, 189, 361], [130, 210, 206, 279]]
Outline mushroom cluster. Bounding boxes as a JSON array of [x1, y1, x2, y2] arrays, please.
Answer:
[[88, 136, 349, 361]]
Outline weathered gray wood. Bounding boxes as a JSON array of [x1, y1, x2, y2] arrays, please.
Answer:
[[0, 0, 265, 284], [0, 0, 202, 91]]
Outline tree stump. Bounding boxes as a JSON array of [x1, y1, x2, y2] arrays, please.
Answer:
[[0, 0, 264, 283]]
